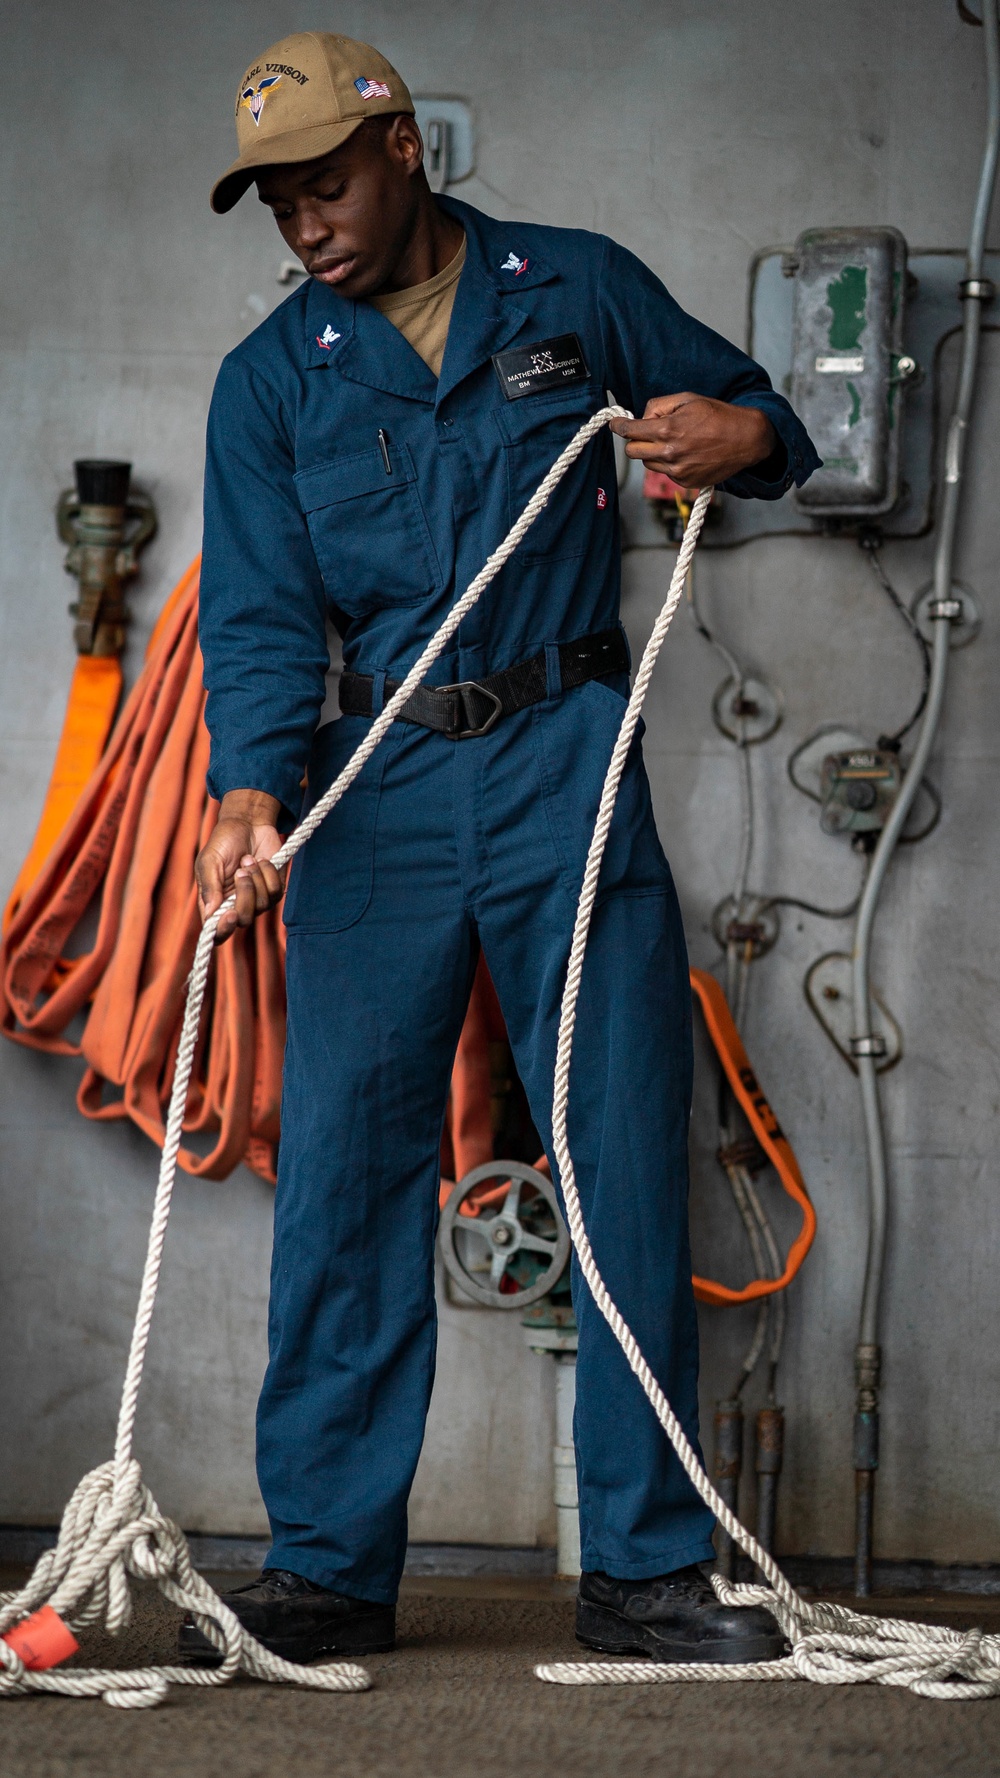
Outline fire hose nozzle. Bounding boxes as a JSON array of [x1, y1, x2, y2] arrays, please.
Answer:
[[57, 460, 157, 658]]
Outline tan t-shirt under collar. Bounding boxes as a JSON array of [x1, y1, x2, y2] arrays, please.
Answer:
[[368, 237, 467, 377]]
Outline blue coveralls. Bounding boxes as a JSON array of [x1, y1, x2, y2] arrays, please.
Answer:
[[200, 196, 819, 1604]]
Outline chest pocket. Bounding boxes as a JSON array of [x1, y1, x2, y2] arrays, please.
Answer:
[[497, 384, 611, 563], [295, 443, 440, 616]]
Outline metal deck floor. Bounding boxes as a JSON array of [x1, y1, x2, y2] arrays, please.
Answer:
[[0, 1573, 997, 1777]]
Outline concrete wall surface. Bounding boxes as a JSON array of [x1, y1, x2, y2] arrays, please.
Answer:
[[0, 0, 997, 1562]]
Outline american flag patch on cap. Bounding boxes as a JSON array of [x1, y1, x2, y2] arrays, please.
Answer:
[[354, 76, 392, 100]]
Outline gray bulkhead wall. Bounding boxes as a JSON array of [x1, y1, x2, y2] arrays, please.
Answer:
[[0, 0, 996, 1561]]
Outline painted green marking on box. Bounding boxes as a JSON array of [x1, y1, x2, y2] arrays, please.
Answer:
[[827, 265, 867, 350], [846, 381, 861, 427]]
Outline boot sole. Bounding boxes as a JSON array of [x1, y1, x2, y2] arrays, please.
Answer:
[[179, 1612, 395, 1665], [575, 1599, 788, 1665]]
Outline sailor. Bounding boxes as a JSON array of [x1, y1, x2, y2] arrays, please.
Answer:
[[187, 31, 820, 1666]]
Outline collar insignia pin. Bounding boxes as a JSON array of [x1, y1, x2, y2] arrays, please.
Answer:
[[500, 252, 528, 275], [316, 325, 342, 349]]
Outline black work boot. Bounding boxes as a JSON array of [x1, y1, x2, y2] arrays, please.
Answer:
[[576, 1564, 787, 1664], [178, 1568, 395, 1664]]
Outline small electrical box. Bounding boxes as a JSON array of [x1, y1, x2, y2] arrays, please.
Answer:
[[791, 228, 908, 519], [820, 749, 901, 836]]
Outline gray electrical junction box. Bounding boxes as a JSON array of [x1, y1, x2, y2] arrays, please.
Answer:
[[616, 241, 999, 548], [791, 227, 908, 519]]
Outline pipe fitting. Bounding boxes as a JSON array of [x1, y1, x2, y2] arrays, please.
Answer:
[[754, 1405, 785, 1562], [926, 597, 964, 621], [853, 1409, 880, 1472], [855, 1342, 881, 1418], [754, 1406, 785, 1475], [713, 1398, 744, 1580], [713, 1398, 745, 1481]]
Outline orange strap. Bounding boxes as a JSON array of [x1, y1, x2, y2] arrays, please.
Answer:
[[690, 966, 816, 1305], [3, 655, 122, 932], [2, 557, 201, 937]]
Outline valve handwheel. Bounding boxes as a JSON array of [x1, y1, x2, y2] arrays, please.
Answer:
[[439, 1161, 570, 1308]]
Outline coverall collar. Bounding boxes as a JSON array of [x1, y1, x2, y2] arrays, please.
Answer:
[[301, 195, 560, 407], [434, 195, 558, 407], [303, 278, 438, 404]]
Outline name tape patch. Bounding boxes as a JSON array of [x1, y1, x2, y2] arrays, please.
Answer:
[[492, 334, 590, 401]]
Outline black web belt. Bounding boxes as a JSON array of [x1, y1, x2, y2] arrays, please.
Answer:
[[338, 627, 630, 740]]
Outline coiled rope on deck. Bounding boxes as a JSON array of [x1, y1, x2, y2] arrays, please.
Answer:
[[2, 409, 996, 1706]]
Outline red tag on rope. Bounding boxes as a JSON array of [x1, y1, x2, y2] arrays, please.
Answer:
[[2, 1606, 79, 1670]]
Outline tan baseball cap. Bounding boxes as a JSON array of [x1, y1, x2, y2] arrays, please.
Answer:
[[211, 32, 414, 214]]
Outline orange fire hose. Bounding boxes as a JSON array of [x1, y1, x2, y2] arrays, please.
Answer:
[[0, 562, 284, 1183], [0, 566, 815, 1297]]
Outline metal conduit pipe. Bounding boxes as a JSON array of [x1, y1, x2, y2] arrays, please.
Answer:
[[849, 0, 1000, 1596]]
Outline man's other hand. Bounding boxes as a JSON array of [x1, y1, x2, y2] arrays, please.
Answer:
[[610, 395, 777, 487], [196, 789, 286, 944]]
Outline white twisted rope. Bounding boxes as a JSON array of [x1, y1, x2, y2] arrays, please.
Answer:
[[534, 482, 1000, 1701], [5, 408, 995, 1706]]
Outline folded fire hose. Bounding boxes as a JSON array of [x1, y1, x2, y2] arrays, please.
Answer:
[[0, 560, 285, 1185], [0, 410, 996, 1705]]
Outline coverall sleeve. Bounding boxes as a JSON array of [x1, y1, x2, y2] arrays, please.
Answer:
[[597, 236, 820, 499], [200, 353, 330, 822]]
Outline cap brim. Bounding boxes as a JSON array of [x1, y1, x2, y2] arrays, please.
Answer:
[[210, 117, 365, 214]]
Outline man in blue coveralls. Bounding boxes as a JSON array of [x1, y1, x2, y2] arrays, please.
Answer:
[[185, 32, 819, 1667]]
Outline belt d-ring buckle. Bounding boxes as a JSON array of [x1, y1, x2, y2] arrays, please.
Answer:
[[441, 680, 503, 739]]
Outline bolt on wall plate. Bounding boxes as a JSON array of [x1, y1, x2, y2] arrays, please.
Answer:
[[412, 97, 475, 193], [804, 952, 902, 1071], [711, 675, 783, 744], [711, 896, 780, 958]]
